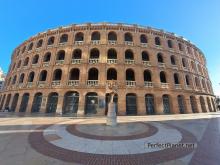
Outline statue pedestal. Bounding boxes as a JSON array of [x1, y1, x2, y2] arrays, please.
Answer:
[[106, 102, 117, 127]]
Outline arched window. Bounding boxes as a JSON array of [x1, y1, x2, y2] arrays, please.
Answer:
[[91, 31, 100, 40], [88, 68, 99, 80], [19, 73, 25, 83], [160, 71, 166, 83], [107, 49, 117, 59], [163, 95, 171, 114], [174, 73, 179, 84], [170, 55, 176, 65], [167, 40, 173, 48], [126, 93, 137, 115], [126, 69, 135, 81], [12, 75, 17, 84], [28, 72, 35, 82], [144, 70, 151, 82], [185, 75, 190, 85], [108, 31, 117, 41], [124, 32, 133, 42], [59, 34, 68, 43], [140, 34, 148, 43], [142, 51, 149, 61], [125, 49, 134, 60], [36, 39, 43, 48], [56, 50, 65, 60], [191, 61, 195, 71], [178, 43, 183, 51], [107, 68, 117, 80], [85, 92, 98, 115], [17, 60, 21, 68], [47, 36, 55, 45], [46, 92, 58, 113], [155, 37, 161, 46], [43, 52, 51, 62], [19, 93, 29, 112], [23, 57, 29, 66], [31, 93, 43, 113], [157, 53, 164, 63], [22, 46, 26, 53], [195, 77, 200, 87], [69, 68, 80, 80], [145, 94, 155, 115], [39, 70, 47, 81], [63, 91, 79, 114], [72, 49, 82, 59], [53, 69, 62, 81], [75, 32, 84, 41], [182, 58, 187, 68], [90, 48, 99, 59], [32, 54, 39, 64], [28, 42, 33, 51], [178, 95, 185, 114]]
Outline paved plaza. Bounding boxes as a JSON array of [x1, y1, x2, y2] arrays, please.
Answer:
[[0, 112, 219, 165]]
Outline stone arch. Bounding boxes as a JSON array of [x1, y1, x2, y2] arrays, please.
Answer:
[[31, 92, 43, 113], [63, 91, 79, 115], [46, 92, 58, 113]]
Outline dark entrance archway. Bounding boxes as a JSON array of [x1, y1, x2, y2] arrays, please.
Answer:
[[126, 93, 137, 115], [200, 96, 207, 113], [177, 95, 185, 114], [46, 93, 58, 113], [190, 96, 198, 113], [145, 94, 155, 115], [163, 95, 171, 114], [11, 94, 19, 112], [85, 92, 98, 115], [63, 91, 79, 115], [19, 93, 29, 112], [31, 93, 43, 113]]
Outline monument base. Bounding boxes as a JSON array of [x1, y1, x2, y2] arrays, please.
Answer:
[[106, 102, 117, 127]]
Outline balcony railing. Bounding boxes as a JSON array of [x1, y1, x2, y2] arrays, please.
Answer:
[[161, 83, 169, 88], [18, 83, 24, 89], [87, 80, 98, 86], [91, 40, 100, 45], [71, 59, 82, 64], [74, 41, 84, 45], [126, 81, 136, 87], [52, 80, 61, 87], [68, 80, 79, 86], [55, 60, 64, 65], [185, 85, 192, 90], [108, 40, 117, 45], [89, 59, 99, 64], [43, 62, 50, 67], [37, 81, 46, 88], [158, 63, 165, 68], [143, 61, 151, 67], [107, 59, 117, 64], [31, 64, 38, 67], [144, 81, 153, 87], [140, 43, 148, 47], [171, 65, 178, 70], [125, 59, 135, 64], [27, 82, 33, 88], [124, 41, 134, 46], [174, 84, 182, 89]]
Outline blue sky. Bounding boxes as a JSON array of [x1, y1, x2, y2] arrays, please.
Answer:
[[0, 0, 220, 95]]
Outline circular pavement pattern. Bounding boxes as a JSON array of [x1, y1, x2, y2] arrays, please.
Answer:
[[28, 119, 197, 165]]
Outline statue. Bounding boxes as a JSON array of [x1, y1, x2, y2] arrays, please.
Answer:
[[106, 80, 118, 126]]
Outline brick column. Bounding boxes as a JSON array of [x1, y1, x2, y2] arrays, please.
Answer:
[[117, 90, 126, 115], [15, 95, 23, 112], [137, 94, 146, 115], [56, 94, 64, 115], [26, 95, 34, 113], [184, 96, 193, 113], [40, 95, 48, 113], [170, 95, 179, 114], [155, 94, 164, 114]]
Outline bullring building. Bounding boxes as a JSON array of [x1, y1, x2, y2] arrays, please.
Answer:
[[0, 23, 217, 115]]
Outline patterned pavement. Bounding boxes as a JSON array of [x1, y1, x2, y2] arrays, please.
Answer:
[[0, 112, 220, 165]]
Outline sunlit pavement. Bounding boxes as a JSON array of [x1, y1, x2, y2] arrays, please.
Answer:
[[0, 112, 220, 165]]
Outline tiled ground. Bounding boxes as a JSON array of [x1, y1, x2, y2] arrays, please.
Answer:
[[0, 112, 219, 165]]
